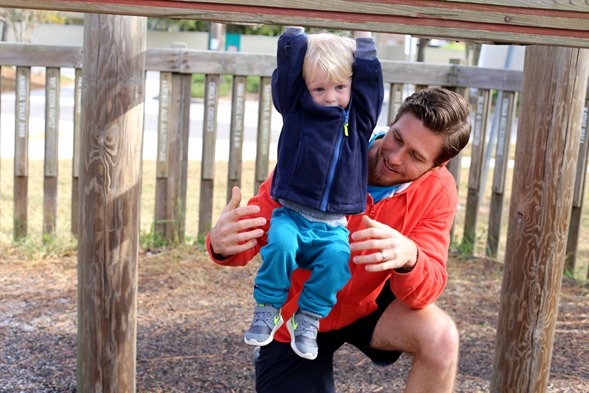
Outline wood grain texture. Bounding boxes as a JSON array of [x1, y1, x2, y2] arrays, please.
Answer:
[[491, 46, 589, 393], [77, 14, 146, 393], [0, 0, 586, 47]]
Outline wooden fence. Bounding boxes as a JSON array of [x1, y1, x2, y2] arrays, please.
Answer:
[[0, 43, 588, 277]]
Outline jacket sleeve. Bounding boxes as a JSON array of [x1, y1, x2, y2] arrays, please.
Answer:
[[351, 37, 384, 140], [271, 27, 307, 115], [389, 172, 456, 309], [205, 176, 279, 267]]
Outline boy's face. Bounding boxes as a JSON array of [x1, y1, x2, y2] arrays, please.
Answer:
[[305, 66, 352, 108]]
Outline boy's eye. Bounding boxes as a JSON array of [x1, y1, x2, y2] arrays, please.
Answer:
[[336, 85, 345, 90]]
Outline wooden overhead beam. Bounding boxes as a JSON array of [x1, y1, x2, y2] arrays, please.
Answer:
[[0, 0, 587, 48]]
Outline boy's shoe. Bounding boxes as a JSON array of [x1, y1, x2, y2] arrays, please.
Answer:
[[286, 309, 320, 360], [244, 304, 283, 346]]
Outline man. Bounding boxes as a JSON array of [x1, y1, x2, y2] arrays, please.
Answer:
[[206, 87, 472, 392]]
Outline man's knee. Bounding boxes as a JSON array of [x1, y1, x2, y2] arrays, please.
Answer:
[[419, 313, 459, 368]]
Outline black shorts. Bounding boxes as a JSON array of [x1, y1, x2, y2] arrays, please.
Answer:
[[255, 282, 402, 393]]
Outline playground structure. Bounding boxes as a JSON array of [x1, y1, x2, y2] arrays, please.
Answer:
[[0, 1, 588, 392]]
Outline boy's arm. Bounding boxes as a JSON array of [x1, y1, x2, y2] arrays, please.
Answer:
[[352, 33, 384, 138], [271, 26, 307, 114]]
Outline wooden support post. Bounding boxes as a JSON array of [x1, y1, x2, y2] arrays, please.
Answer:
[[77, 14, 146, 393], [71, 68, 82, 237], [227, 75, 246, 203], [198, 74, 220, 238], [254, 76, 273, 193], [13, 66, 30, 240], [486, 91, 517, 258], [387, 83, 404, 126], [43, 67, 60, 238], [565, 96, 589, 278], [461, 88, 491, 255], [491, 46, 589, 393], [155, 71, 191, 243]]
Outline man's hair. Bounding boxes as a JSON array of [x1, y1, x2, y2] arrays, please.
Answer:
[[393, 87, 472, 166], [303, 33, 355, 84]]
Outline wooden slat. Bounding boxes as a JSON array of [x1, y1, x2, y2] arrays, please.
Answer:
[[13, 66, 30, 240], [565, 99, 589, 276], [198, 74, 220, 238], [226, 75, 246, 203], [387, 83, 405, 126], [461, 88, 491, 255], [486, 91, 517, 258], [254, 77, 273, 193], [43, 67, 60, 236], [0, 0, 586, 47], [71, 68, 82, 237]]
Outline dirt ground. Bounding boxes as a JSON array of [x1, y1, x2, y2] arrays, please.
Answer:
[[0, 246, 587, 393]]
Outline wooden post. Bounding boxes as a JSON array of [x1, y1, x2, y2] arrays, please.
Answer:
[[77, 14, 146, 393], [154, 71, 191, 243], [226, 75, 246, 203], [43, 67, 60, 238], [14, 66, 30, 240], [254, 76, 273, 193], [491, 46, 589, 393], [198, 74, 219, 238], [71, 68, 82, 237]]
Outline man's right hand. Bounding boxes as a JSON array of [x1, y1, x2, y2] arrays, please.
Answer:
[[208, 186, 267, 259]]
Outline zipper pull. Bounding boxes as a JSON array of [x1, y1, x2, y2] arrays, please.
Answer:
[[344, 122, 349, 137]]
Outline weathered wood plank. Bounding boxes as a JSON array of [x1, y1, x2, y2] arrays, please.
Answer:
[[71, 68, 82, 237], [77, 14, 145, 393], [491, 45, 589, 393], [486, 90, 517, 258], [43, 67, 60, 236], [198, 74, 220, 238], [0, 0, 586, 47], [13, 66, 30, 240], [226, 75, 246, 203], [254, 76, 273, 193]]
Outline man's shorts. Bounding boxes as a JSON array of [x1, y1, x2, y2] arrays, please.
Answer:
[[255, 282, 402, 393]]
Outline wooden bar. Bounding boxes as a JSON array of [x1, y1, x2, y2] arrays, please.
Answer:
[[155, 72, 172, 239], [13, 66, 30, 240], [486, 91, 517, 258], [491, 46, 589, 393], [461, 88, 491, 254], [198, 74, 220, 238], [2, 0, 587, 48], [43, 67, 60, 237], [77, 14, 145, 393], [227, 75, 246, 203], [254, 77, 273, 193], [71, 68, 82, 237], [565, 98, 589, 277]]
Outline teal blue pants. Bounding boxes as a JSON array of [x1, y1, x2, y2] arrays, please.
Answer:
[[255, 207, 351, 318]]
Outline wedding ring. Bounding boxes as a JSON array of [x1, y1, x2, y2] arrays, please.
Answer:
[[380, 251, 387, 261]]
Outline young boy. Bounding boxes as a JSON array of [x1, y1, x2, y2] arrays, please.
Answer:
[[244, 26, 384, 360]]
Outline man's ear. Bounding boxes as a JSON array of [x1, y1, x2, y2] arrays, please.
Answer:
[[434, 160, 450, 171]]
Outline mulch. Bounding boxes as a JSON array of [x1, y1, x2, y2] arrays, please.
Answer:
[[0, 246, 587, 392]]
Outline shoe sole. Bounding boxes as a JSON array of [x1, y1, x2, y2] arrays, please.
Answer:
[[244, 317, 284, 346], [286, 318, 318, 360]]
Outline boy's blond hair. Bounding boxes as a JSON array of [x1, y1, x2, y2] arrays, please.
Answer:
[[303, 33, 355, 84]]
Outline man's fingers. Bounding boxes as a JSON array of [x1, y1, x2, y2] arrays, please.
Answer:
[[223, 186, 243, 213]]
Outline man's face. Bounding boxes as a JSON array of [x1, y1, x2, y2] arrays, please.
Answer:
[[305, 66, 352, 108], [368, 113, 445, 187]]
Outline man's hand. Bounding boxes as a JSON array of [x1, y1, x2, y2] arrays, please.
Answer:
[[209, 186, 267, 258], [349, 215, 417, 272]]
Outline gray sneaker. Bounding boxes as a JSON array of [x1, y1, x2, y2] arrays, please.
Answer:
[[244, 304, 283, 346], [286, 309, 320, 360]]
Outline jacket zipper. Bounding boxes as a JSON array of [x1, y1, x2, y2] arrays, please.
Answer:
[[321, 106, 351, 211]]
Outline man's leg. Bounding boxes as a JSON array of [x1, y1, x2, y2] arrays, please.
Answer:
[[370, 300, 459, 393]]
